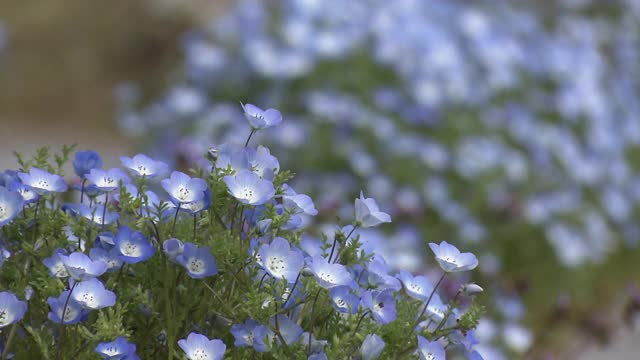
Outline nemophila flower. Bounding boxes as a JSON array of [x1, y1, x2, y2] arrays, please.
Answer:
[[47, 290, 87, 324], [247, 145, 279, 180], [0, 170, 19, 187], [9, 180, 38, 205], [71, 278, 116, 310], [308, 255, 355, 289], [308, 354, 328, 360], [178, 332, 226, 360], [299, 333, 328, 355], [87, 168, 130, 193], [0, 291, 27, 328], [259, 237, 304, 283], [397, 271, 433, 301], [161, 171, 207, 205], [114, 226, 155, 264], [65, 204, 119, 226], [462, 283, 484, 296], [43, 248, 70, 278], [224, 169, 275, 206], [95, 336, 137, 360], [256, 218, 272, 234], [283, 185, 318, 216], [215, 143, 250, 173], [429, 241, 478, 272], [94, 232, 116, 249], [180, 189, 212, 215], [269, 314, 303, 346], [417, 336, 445, 360], [419, 294, 447, 323], [18, 167, 68, 195], [63, 226, 85, 252], [176, 243, 218, 278], [361, 289, 397, 324], [355, 191, 391, 227], [330, 286, 359, 314], [60, 251, 108, 280], [90, 247, 124, 273], [361, 334, 385, 360], [73, 150, 103, 178], [242, 103, 283, 129], [367, 257, 401, 291], [121, 154, 168, 178], [163, 238, 184, 262], [0, 187, 22, 226], [252, 325, 274, 353], [231, 318, 259, 347]]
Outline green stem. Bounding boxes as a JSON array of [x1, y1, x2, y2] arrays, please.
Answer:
[[1, 323, 17, 360], [411, 273, 446, 337]]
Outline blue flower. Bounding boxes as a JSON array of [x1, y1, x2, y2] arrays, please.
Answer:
[[429, 241, 478, 272], [161, 171, 207, 205], [366, 257, 401, 291], [121, 154, 169, 178], [259, 237, 304, 283], [177, 332, 226, 360], [269, 314, 303, 345], [397, 271, 433, 301], [163, 238, 184, 263], [0, 291, 27, 328], [355, 191, 391, 228], [361, 289, 397, 324], [224, 169, 275, 206], [114, 226, 155, 264], [18, 167, 68, 195], [252, 325, 275, 353], [329, 286, 359, 314], [215, 143, 250, 173], [43, 248, 70, 278], [242, 103, 283, 129], [47, 290, 88, 324], [73, 150, 103, 178], [60, 252, 108, 280], [0, 187, 23, 226], [64, 203, 120, 226], [176, 243, 218, 278], [180, 189, 212, 215], [90, 247, 123, 273], [247, 145, 279, 180], [308, 255, 355, 289], [231, 318, 259, 347], [8, 180, 38, 205], [87, 168, 131, 193], [417, 336, 445, 360], [95, 336, 137, 359], [283, 185, 318, 216], [71, 278, 116, 310], [360, 334, 385, 360]]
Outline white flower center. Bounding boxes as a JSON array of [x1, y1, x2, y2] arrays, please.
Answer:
[[241, 187, 255, 201], [136, 165, 149, 175], [37, 179, 50, 189], [121, 241, 141, 257], [266, 256, 287, 278], [191, 348, 209, 360], [319, 271, 336, 284], [187, 257, 206, 274], [0, 205, 6, 220], [177, 186, 191, 201], [62, 306, 78, 322], [80, 292, 97, 307]]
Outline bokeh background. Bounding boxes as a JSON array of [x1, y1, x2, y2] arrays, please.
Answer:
[[2, 1, 640, 359]]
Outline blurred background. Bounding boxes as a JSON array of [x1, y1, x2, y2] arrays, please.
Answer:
[[2, 1, 640, 359]]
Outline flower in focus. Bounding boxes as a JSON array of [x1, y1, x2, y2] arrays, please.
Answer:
[[114, 226, 155, 264], [161, 171, 207, 205], [242, 103, 283, 129], [429, 241, 478, 272], [87, 168, 130, 193], [0, 291, 27, 328], [73, 150, 103, 178], [361, 289, 397, 324], [417, 336, 446, 360], [397, 271, 433, 301], [47, 290, 88, 325], [355, 191, 391, 227], [95, 336, 138, 360], [18, 167, 67, 195], [121, 154, 168, 178], [71, 278, 116, 310], [308, 255, 355, 289], [176, 243, 218, 278], [60, 252, 108, 280], [178, 332, 226, 360], [224, 169, 275, 206], [0, 187, 23, 226], [259, 237, 304, 283], [360, 334, 385, 360]]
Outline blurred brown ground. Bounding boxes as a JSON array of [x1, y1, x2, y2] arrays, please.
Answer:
[[0, 0, 230, 169]]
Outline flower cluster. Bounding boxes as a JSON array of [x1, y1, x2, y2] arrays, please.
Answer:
[[0, 106, 483, 358]]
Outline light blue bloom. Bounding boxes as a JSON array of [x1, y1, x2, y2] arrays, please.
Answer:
[[178, 332, 226, 360], [242, 103, 283, 129], [87, 168, 130, 193], [163, 238, 184, 263], [176, 243, 218, 278], [73, 150, 103, 178], [161, 171, 207, 205], [247, 145, 279, 180], [121, 154, 169, 178], [224, 169, 275, 206], [8, 180, 38, 205], [360, 334, 385, 360], [270, 314, 303, 345], [361, 289, 397, 324], [0, 291, 27, 328], [259, 237, 303, 283], [231, 318, 259, 347], [355, 191, 391, 228], [417, 336, 445, 360], [18, 167, 68, 195], [71, 278, 116, 310], [114, 226, 155, 264], [0, 187, 23, 226], [283, 185, 317, 216], [95, 336, 137, 359], [47, 290, 88, 325], [90, 247, 123, 273], [308, 255, 355, 289], [60, 252, 108, 280], [43, 248, 70, 278], [429, 241, 478, 272], [397, 271, 433, 301], [329, 286, 359, 314]]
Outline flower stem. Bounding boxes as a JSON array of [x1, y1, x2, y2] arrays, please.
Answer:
[[244, 129, 256, 147], [58, 280, 79, 358], [330, 225, 358, 264], [80, 179, 86, 204], [171, 203, 181, 238], [101, 192, 109, 231], [411, 272, 446, 336]]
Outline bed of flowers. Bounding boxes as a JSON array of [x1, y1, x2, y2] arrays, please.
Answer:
[[0, 107, 484, 359]]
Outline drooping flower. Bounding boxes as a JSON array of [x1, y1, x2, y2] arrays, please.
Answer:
[[89, 247, 123, 273], [18, 167, 68, 195], [417, 336, 446, 360], [224, 169, 275, 206], [0, 291, 27, 328], [242, 103, 283, 129], [0, 187, 23, 227], [163, 238, 184, 262], [259, 237, 304, 283], [361, 334, 385, 360], [361, 289, 397, 324], [47, 290, 88, 325], [179, 189, 212, 215], [73, 150, 103, 178], [366, 257, 401, 291], [283, 185, 318, 216], [176, 243, 218, 278], [161, 171, 207, 205], [8, 180, 38, 205], [121, 154, 169, 178], [231, 318, 259, 347], [178, 332, 226, 360], [60, 252, 108, 280], [114, 226, 155, 264], [355, 191, 391, 227], [429, 241, 478, 272], [308, 255, 355, 289], [95, 336, 138, 360], [71, 278, 116, 310], [397, 271, 433, 301], [215, 143, 250, 174], [86, 168, 130, 193], [330, 286, 359, 314]]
